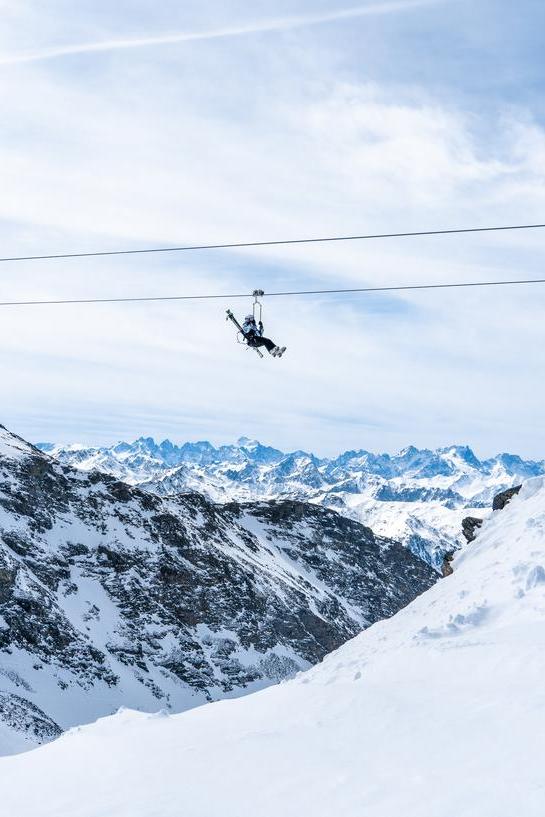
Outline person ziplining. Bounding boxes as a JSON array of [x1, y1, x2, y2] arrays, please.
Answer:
[[241, 314, 286, 357], [226, 290, 286, 359]]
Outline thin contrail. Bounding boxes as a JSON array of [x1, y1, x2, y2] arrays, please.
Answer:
[[0, 1, 443, 66]]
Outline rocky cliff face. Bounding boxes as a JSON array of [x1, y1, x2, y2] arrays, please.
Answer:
[[492, 485, 522, 511], [0, 425, 436, 754]]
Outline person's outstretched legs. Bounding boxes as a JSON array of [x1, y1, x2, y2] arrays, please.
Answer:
[[252, 336, 277, 354]]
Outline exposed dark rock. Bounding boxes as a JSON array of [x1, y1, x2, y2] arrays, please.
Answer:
[[492, 485, 522, 511], [455, 484, 525, 573], [462, 516, 484, 544], [441, 550, 455, 577], [0, 693, 62, 743]]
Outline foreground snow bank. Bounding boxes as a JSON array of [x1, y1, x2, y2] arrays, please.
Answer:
[[2, 478, 545, 817]]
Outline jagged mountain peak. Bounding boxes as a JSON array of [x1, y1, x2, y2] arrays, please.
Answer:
[[396, 444, 421, 457], [488, 451, 545, 477], [437, 444, 482, 468], [237, 436, 258, 447], [134, 435, 157, 446]]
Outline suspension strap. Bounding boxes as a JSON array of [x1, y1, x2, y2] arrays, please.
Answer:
[[252, 289, 264, 323]]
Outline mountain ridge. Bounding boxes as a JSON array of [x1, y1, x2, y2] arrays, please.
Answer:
[[0, 424, 435, 754], [38, 437, 545, 567], [36, 437, 545, 474]]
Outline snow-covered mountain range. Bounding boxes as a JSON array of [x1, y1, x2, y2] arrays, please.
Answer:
[[39, 436, 545, 566], [4, 470, 544, 817], [0, 425, 435, 754]]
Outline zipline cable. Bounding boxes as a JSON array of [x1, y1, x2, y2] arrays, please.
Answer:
[[2, 276, 545, 308], [1, 222, 545, 264]]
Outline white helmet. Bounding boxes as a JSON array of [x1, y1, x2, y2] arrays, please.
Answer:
[[245, 314, 255, 322]]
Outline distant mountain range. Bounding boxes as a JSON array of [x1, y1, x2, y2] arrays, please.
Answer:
[[38, 437, 545, 567]]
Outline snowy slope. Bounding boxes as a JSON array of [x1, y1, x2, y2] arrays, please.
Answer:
[[0, 424, 435, 755], [0, 428, 38, 460], [2, 477, 544, 817], [41, 437, 544, 566]]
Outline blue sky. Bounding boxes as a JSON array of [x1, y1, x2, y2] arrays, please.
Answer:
[[0, 0, 544, 457]]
